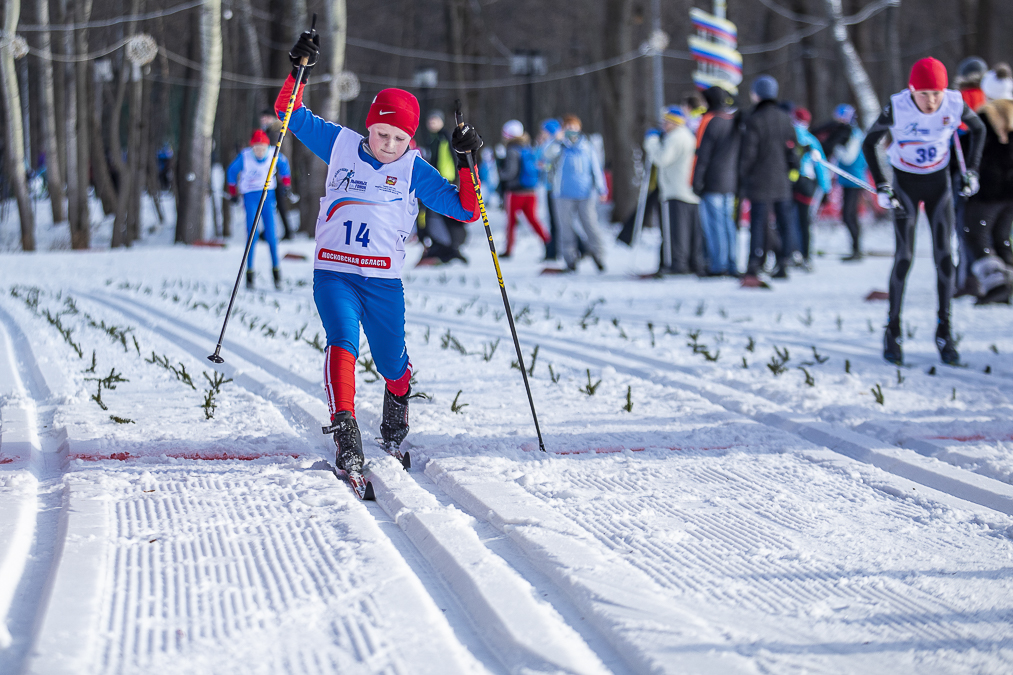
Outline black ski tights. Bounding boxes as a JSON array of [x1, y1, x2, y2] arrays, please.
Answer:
[[889, 169, 955, 329]]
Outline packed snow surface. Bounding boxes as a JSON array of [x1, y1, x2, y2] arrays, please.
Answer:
[[2, 205, 1012, 674]]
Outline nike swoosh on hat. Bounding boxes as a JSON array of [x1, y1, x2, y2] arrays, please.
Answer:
[[379, 110, 395, 115]]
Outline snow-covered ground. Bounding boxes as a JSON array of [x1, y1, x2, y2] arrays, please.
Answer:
[[2, 197, 1013, 674]]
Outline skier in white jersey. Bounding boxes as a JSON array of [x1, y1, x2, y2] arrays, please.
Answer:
[[862, 57, 985, 366], [226, 129, 292, 290], [281, 31, 482, 473]]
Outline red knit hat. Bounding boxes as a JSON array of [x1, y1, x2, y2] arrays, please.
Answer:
[[250, 129, 270, 145], [909, 57, 948, 91], [365, 89, 420, 137]]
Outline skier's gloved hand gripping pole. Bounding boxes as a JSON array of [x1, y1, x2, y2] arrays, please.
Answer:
[[809, 150, 907, 217], [209, 15, 318, 364], [454, 101, 546, 453]]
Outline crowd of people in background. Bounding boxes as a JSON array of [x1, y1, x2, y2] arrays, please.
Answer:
[[349, 56, 1013, 315]]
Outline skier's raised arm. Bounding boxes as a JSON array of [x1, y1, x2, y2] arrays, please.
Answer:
[[269, 30, 340, 163]]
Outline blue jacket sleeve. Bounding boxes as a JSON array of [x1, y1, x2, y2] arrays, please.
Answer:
[[283, 107, 341, 164], [226, 153, 244, 187], [411, 156, 475, 222]]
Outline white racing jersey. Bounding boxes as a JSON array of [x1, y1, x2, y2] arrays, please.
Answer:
[[314, 128, 419, 279], [886, 89, 964, 174], [236, 148, 278, 194]]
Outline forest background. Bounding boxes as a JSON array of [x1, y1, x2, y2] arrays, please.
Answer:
[[1, 0, 1009, 252]]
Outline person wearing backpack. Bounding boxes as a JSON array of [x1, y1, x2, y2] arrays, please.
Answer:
[[498, 120, 550, 257]]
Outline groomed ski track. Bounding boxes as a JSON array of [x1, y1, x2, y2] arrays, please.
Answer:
[[2, 221, 1013, 674]]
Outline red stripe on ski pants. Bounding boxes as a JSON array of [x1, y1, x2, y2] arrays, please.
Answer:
[[505, 191, 549, 254]]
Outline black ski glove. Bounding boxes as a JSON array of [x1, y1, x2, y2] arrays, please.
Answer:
[[289, 31, 319, 79], [451, 123, 483, 169]]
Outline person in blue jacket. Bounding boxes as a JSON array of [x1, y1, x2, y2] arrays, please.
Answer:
[[282, 30, 482, 476], [226, 129, 291, 289], [791, 107, 832, 271]]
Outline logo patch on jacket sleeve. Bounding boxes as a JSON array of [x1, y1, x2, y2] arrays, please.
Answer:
[[386, 176, 397, 186]]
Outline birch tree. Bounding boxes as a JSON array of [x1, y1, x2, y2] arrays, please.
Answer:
[[325, 0, 347, 122], [35, 0, 66, 224], [824, 0, 880, 127], [178, 0, 223, 244], [1, 0, 34, 250]]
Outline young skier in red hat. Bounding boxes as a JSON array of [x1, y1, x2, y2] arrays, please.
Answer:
[[227, 129, 292, 290], [281, 30, 483, 478], [862, 57, 985, 366]]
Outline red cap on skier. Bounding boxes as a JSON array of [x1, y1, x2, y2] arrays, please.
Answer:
[[250, 129, 270, 145], [365, 89, 420, 137], [909, 57, 948, 91]]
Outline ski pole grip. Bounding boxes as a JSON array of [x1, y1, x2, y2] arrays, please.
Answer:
[[298, 13, 318, 66], [454, 100, 464, 128]]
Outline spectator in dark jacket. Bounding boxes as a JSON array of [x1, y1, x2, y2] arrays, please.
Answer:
[[418, 110, 468, 265], [739, 75, 800, 284], [694, 86, 741, 276], [965, 97, 1013, 303]]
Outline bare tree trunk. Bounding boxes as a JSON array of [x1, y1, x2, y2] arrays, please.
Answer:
[[70, 0, 94, 249], [178, 0, 222, 244], [59, 0, 80, 244], [447, 0, 469, 117], [824, 0, 880, 127], [90, 74, 118, 216], [600, 0, 636, 222], [128, 71, 148, 242], [110, 0, 142, 248], [884, 0, 902, 96], [174, 10, 199, 243], [1, 0, 34, 251], [236, 0, 267, 114], [35, 0, 66, 224], [961, 0, 979, 57]]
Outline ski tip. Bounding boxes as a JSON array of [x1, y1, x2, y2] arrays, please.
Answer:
[[402, 451, 411, 471], [363, 481, 375, 501]]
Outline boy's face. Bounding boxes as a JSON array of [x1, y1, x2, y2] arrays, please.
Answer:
[[252, 143, 269, 159], [368, 123, 411, 163], [910, 87, 945, 114]]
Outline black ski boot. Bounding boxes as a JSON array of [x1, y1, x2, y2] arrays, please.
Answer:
[[246, 269, 254, 290], [935, 322, 961, 366], [272, 267, 282, 291], [380, 387, 411, 468], [324, 411, 364, 473], [883, 321, 903, 365]]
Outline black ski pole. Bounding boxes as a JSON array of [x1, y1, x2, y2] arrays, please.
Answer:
[[209, 15, 316, 364], [455, 101, 546, 452]]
